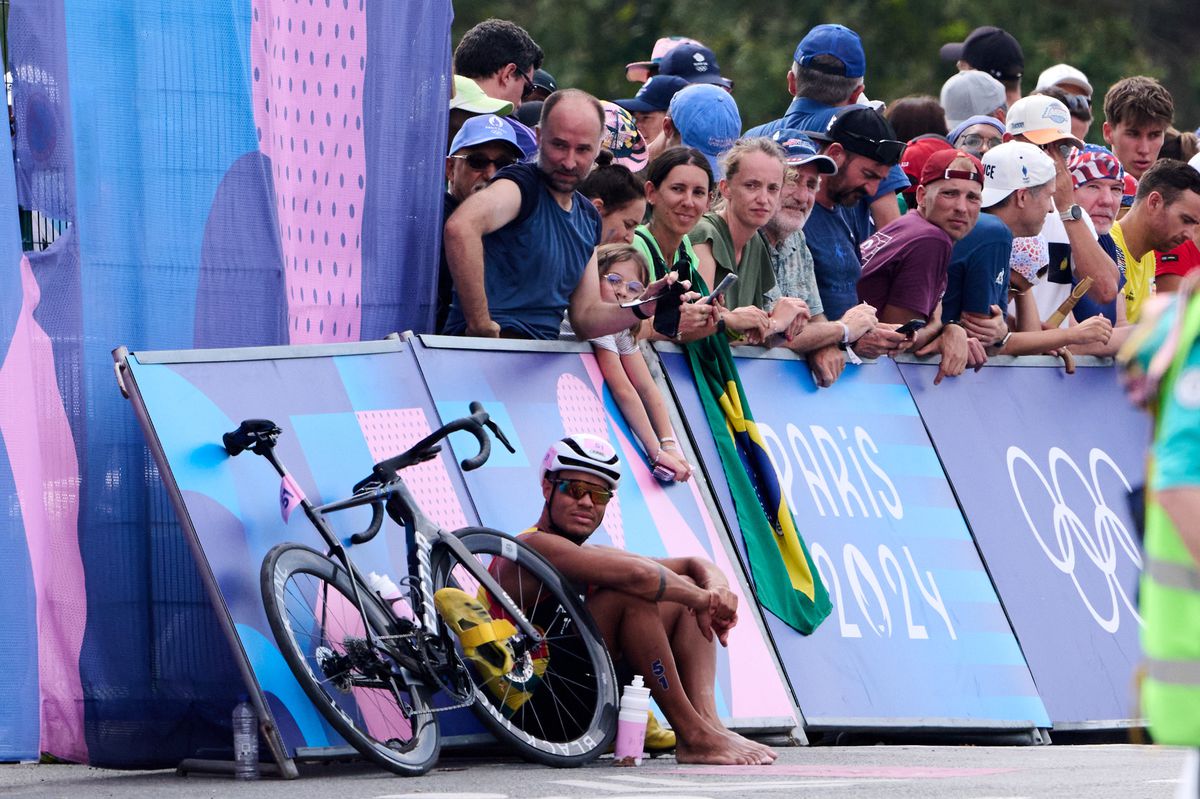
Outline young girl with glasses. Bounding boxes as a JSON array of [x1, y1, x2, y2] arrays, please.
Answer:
[[590, 243, 691, 482]]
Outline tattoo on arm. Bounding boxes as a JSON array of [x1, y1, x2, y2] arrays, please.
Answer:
[[654, 565, 667, 602]]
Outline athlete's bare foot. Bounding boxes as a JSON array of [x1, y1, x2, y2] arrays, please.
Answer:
[[675, 727, 773, 766], [721, 727, 777, 762]]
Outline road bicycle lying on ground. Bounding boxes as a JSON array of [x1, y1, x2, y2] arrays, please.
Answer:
[[223, 402, 618, 775]]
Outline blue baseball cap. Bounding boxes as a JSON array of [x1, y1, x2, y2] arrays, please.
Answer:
[[769, 128, 838, 174], [615, 75, 691, 114], [794, 24, 865, 79], [668, 84, 741, 180], [659, 43, 731, 87], [449, 113, 524, 158]]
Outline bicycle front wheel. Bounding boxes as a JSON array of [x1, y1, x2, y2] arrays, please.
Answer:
[[261, 544, 440, 776], [431, 527, 618, 767]]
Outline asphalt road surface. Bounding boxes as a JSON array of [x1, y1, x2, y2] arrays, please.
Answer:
[[0, 743, 1189, 798]]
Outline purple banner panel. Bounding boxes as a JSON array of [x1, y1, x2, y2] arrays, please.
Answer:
[[659, 347, 1050, 731], [413, 338, 798, 729], [898, 360, 1148, 726]]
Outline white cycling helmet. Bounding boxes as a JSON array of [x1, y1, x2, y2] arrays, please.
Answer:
[[542, 434, 621, 489]]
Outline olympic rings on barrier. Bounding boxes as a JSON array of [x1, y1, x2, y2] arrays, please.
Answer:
[[1006, 446, 1143, 634]]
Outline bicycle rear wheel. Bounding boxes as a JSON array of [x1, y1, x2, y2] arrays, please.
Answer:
[[261, 544, 440, 776], [431, 527, 618, 767]]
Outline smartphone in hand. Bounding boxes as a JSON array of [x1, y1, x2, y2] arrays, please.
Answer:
[[698, 273, 737, 305], [896, 319, 926, 337]]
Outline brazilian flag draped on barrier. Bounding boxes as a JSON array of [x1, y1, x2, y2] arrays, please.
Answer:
[[684, 335, 831, 633]]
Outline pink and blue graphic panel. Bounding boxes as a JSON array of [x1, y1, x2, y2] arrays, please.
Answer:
[[413, 338, 798, 726], [659, 348, 1051, 730], [124, 342, 483, 757]]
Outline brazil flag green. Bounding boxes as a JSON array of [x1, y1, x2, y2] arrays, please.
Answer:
[[685, 334, 831, 634]]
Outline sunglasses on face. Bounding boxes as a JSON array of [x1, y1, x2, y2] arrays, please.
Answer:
[[603, 272, 645, 295], [518, 69, 536, 100], [840, 128, 905, 165], [553, 478, 614, 505], [451, 153, 518, 171]]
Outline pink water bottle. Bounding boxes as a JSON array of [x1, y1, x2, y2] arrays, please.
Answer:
[[613, 674, 650, 766]]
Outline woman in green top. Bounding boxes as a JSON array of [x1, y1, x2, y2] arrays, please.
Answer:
[[631, 146, 721, 342], [690, 137, 810, 346]]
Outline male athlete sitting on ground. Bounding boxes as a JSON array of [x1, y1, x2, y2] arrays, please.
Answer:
[[490, 434, 777, 766]]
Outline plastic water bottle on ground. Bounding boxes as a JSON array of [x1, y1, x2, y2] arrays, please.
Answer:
[[232, 695, 259, 780], [613, 674, 650, 766]]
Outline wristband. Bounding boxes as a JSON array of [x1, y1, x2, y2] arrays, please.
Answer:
[[840, 322, 851, 344], [631, 303, 651, 320]]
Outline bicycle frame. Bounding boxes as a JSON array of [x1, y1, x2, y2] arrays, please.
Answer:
[[254, 442, 544, 666]]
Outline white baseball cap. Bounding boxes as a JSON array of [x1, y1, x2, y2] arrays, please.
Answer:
[[980, 141, 1056, 208], [1006, 94, 1084, 149], [1035, 64, 1093, 97], [1190, 152, 1200, 174]]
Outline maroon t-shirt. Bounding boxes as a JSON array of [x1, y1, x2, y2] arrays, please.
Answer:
[[856, 211, 952, 318]]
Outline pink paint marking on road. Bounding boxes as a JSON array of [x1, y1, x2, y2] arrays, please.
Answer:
[[579, 352, 794, 720], [669, 765, 1018, 778], [0, 255, 87, 761], [252, 0, 366, 343]]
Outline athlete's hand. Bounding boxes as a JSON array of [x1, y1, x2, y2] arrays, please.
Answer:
[[706, 587, 739, 646]]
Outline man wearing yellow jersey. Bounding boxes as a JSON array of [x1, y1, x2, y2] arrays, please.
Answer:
[[1111, 159, 1200, 322]]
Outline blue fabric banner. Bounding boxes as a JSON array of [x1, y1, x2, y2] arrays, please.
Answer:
[[5, 0, 451, 765]]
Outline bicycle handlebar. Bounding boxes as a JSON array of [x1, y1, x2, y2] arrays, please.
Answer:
[[361, 401, 516, 487]]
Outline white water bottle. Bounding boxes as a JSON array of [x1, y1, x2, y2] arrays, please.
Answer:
[[613, 674, 651, 766], [232, 695, 259, 780], [368, 571, 403, 603]]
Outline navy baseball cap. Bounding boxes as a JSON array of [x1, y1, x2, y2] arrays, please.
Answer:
[[658, 43, 730, 87], [770, 128, 838, 174], [615, 75, 691, 114], [940, 26, 1024, 82], [794, 24, 866, 79]]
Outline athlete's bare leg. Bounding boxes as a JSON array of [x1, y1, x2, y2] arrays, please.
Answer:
[[588, 589, 772, 765]]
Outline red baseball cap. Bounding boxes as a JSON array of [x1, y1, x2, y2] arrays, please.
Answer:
[[919, 148, 984, 187], [900, 136, 953, 185]]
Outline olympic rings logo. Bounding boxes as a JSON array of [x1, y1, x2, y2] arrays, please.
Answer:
[[1006, 446, 1142, 633]]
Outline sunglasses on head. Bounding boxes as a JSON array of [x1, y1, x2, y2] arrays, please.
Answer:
[[1061, 94, 1092, 114], [603, 272, 645, 295], [451, 153, 518, 171], [553, 478, 614, 505], [840, 128, 905, 165]]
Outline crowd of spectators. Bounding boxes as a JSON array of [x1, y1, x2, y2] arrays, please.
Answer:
[[438, 17, 1200, 467]]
